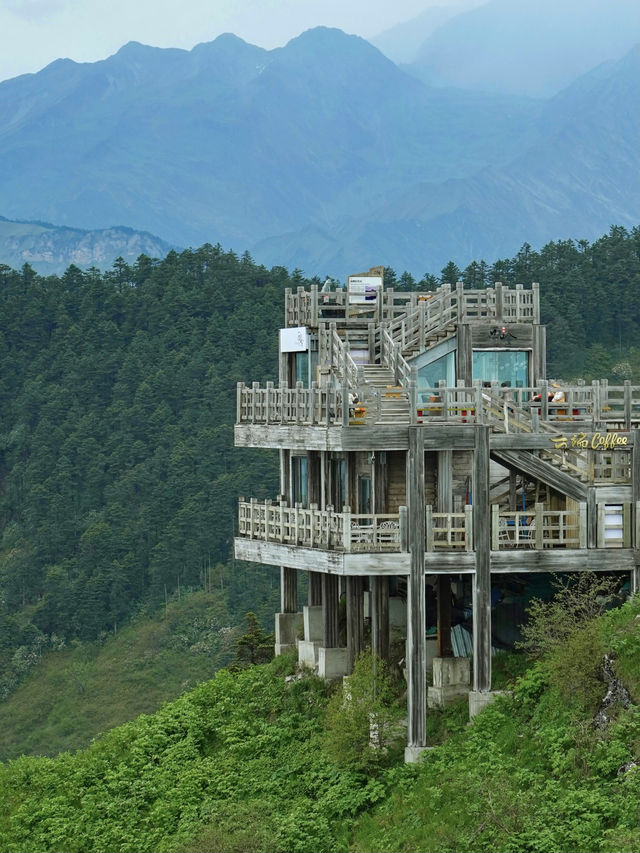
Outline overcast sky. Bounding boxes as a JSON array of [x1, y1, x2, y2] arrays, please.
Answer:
[[0, 0, 475, 83]]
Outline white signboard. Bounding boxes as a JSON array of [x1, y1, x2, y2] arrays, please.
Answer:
[[347, 275, 382, 304], [280, 326, 309, 353]]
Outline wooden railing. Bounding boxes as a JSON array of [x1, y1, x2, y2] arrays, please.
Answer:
[[284, 281, 540, 330], [238, 499, 407, 552], [237, 501, 474, 552], [318, 323, 362, 390], [237, 382, 346, 426], [491, 504, 585, 550]]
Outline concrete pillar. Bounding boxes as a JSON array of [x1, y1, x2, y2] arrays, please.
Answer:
[[275, 612, 301, 655], [473, 426, 491, 693], [406, 428, 427, 755], [298, 604, 323, 668], [428, 657, 470, 708]]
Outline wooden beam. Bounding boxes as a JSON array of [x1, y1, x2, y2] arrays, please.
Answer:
[[309, 571, 323, 606], [322, 573, 339, 648], [371, 576, 390, 662], [473, 426, 492, 692], [407, 427, 427, 748], [280, 566, 297, 613], [346, 576, 365, 672]]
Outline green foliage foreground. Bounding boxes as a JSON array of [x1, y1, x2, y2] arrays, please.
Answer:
[[0, 598, 638, 853]]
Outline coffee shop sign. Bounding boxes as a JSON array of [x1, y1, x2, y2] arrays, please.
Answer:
[[551, 432, 629, 450]]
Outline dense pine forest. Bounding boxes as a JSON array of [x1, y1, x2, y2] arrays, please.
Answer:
[[0, 226, 638, 699]]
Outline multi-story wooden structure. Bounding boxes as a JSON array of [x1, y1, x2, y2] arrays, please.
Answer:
[[234, 270, 640, 760]]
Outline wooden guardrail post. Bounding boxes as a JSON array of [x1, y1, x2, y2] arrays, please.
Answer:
[[579, 502, 587, 549], [425, 504, 434, 552], [491, 504, 500, 550], [399, 506, 408, 551], [534, 503, 544, 549], [624, 380, 632, 430], [596, 503, 605, 549], [343, 505, 351, 552], [465, 504, 473, 551]]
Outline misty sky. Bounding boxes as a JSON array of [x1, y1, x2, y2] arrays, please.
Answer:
[[0, 0, 478, 83]]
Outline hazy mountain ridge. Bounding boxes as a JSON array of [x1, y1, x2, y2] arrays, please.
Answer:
[[407, 0, 640, 96], [0, 26, 636, 276], [0, 216, 175, 273]]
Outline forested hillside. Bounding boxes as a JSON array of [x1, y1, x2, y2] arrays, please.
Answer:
[[0, 227, 638, 701], [0, 595, 637, 853]]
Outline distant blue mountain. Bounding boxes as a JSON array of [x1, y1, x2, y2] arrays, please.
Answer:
[[0, 27, 636, 276], [409, 0, 639, 97]]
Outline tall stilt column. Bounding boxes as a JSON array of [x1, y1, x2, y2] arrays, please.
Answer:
[[471, 426, 492, 703], [406, 427, 427, 760], [318, 573, 347, 678], [309, 571, 323, 606], [346, 576, 364, 672], [437, 450, 453, 658], [275, 566, 301, 655], [632, 438, 640, 594], [371, 576, 390, 663]]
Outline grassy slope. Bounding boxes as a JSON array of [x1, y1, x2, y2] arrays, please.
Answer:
[[0, 598, 637, 853], [0, 591, 238, 761]]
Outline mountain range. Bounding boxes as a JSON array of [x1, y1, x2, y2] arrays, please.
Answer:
[[0, 24, 637, 276], [0, 217, 174, 273]]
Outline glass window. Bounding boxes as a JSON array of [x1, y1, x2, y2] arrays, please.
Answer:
[[472, 350, 529, 387], [295, 351, 309, 387], [418, 351, 456, 389], [292, 456, 308, 506]]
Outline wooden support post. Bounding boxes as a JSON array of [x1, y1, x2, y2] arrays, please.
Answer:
[[473, 426, 491, 693], [322, 574, 339, 648], [407, 428, 426, 748], [309, 571, 323, 607], [371, 576, 390, 663], [280, 566, 297, 613], [346, 576, 364, 673], [436, 576, 453, 658], [587, 487, 597, 548]]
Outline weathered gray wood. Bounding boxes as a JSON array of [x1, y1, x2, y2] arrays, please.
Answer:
[[491, 448, 588, 502], [280, 566, 298, 613], [533, 324, 546, 383], [346, 576, 365, 672], [407, 427, 427, 747], [473, 426, 491, 692], [309, 571, 323, 606], [436, 575, 453, 657], [322, 573, 340, 648], [587, 487, 597, 548], [456, 324, 473, 385], [371, 576, 390, 662]]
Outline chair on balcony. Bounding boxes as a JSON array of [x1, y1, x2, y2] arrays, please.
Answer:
[[498, 516, 511, 545]]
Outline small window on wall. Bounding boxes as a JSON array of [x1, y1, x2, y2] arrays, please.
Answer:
[[291, 456, 308, 506], [358, 475, 372, 515], [473, 350, 529, 387]]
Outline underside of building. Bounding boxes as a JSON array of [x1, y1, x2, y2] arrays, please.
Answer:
[[234, 270, 640, 760]]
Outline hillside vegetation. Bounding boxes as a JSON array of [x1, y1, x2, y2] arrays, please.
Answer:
[[0, 591, 240, 761], [0, 229, 638, 713], [0, 594, 637, 853]]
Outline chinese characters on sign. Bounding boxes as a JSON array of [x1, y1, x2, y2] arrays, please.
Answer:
[[550, 432, 629, 450]]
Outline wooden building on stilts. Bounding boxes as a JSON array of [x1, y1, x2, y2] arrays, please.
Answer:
[[234, 270, 640, 762]]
